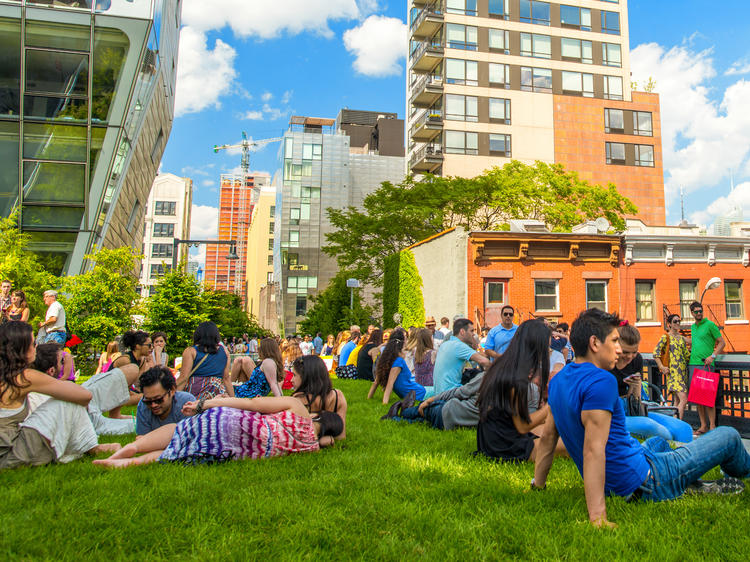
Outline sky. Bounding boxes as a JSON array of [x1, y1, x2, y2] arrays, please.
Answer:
[[159, 0, 750, 265]]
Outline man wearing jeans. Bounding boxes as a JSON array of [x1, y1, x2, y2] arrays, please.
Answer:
[[40, 290, 66, 345], [533, 308, 749, 528], [688, 301, 725, 434]]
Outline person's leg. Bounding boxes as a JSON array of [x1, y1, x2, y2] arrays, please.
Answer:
[[689, 366, 709, 432], [647, 411, 693, 443], [677, 391, 688, 420], [625, 415, 672, 441], [95, 423, 176, 464], [396, 406, 423, 421], [421, 401, 445, 429], [706, 405, 717, 430]]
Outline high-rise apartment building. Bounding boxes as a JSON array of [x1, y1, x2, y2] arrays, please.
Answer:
[[406, 0, 665, 224], [245, 184, 276, 325], [138, 173, 193, 298], [204, 172, 271, 296], [0, 1, 181, 274], [275, 110, 405, 334]]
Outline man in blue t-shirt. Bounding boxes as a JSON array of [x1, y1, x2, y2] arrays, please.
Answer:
[[136, 366, 195, 436], [432, 318, 490, 394], [338, 331, 360, 365], [484, 305, 518, 360], [533, 308, 750, 528]]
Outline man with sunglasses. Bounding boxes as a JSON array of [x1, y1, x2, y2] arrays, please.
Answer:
[[689, 301, 725, 435], [135, 366, 195, 436], [484, 305, 519, 360]]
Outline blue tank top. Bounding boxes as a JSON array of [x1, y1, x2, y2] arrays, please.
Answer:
[[190, 345, 228, 377]]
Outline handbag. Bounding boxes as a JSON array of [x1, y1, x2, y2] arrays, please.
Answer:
[[659, 335, 670, 368], [687, 368, 720, 407], [625, 394, 648, 417]]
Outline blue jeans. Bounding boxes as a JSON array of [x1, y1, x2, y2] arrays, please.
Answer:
[[393, 400, 445, 430], [620, 398, 693, 443], [634, 427, 750, 502], [43, 331, 66, 345]]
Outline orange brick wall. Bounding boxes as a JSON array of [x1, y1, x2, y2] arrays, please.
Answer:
[[553, 92, 665, 226]]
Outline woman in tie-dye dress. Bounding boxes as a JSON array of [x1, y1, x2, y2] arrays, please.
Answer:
[[93, 396, 343, 468]]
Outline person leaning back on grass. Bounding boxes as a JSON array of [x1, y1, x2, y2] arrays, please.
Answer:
[[533, 308, 750, 528]]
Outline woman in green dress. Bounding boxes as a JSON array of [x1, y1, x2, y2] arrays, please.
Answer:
[[654, 314, 691, 419]]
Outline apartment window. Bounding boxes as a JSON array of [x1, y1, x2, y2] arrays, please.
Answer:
[[289, 230, 299, 246], [560, 5, 591, 30], [301, 186, 320, 199], [604, 108, 624, 133], [488, 29, 509, 53], [534, 280, 558, 312], [520, 33, 551, 59], [586, 281, 607, 311], [446, 59, 478, 86], [561, 38, 592, 64], [302, 143, 322, 160], [602, 43, 622, 67], [150, 128, 163, 163], [605, 142, 625, 165], [445, 94, 478, 122], [153, 223, 174, 237], [601, 10, 621, 35], [446, 0, 478, 16], [127, 200, 141, 232], [300, 202, 310, 220], [267, 254, 273, 266], [150, 264, 171, 279], [635, 144, 654, 167], [268, 221, 275, 234], [635, 281, 655, 321], [489, 63, 510, 88], [446, 24, 478, 50], [489, 134, 511, 157], [301, 160, 312, 176], [268, 238, 274, 251], [519, 0, 550, 25], [445, 131, 478, 155], [633, 111, 653, 136], [725, 281, 744, 319], [520, 67, 552, 93], [154, 201, 176, 215], [296, 295, 307, 317], [489, 98, 511, 124], [486, 282, 505, 304], [287, 276, 317, 294], [151, 243, 173, 258], [679, 281, 698, 320], [287, 253, 299, 266], [269, 205, 275, 217], [267, 272, 274, 284], [603, 75, 623, 100], [488, 0, 509, 19], [284, 137, 294, 155], [562, 71, 594, 97]]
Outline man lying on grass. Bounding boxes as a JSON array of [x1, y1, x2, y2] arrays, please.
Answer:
[[532, 308, 750, 528]]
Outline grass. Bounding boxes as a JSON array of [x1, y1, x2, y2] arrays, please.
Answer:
[[1, 379, 749, 560]]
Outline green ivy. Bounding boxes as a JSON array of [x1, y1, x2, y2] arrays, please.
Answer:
[[382, 250, 425, 329]]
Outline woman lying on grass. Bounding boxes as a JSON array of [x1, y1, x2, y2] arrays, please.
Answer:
[[291, 355, 347, 441], [367, 329, 425, 405], [93, 395, 343, 468], [475, 319, 566, 463]]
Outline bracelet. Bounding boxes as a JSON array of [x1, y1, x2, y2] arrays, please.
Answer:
[[196, 397, 206, 415], [530, 478, 546, 491]]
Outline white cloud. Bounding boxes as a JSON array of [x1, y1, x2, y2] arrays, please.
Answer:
[[725, 59, 750, 76], [201, 179, 214, 187], [281, 90, 293, 104], [261, 92, 273, 102], [691, 181, 750, 226], [343, 15, 407, 77], [242, 110, 264, 120], [189, 245, 206, 269], [190, 204, 219, 240], [262, 103, 288, 121], [174, 26, 237, 117]]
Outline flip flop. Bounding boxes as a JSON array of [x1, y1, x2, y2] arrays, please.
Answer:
[[694, 428, 708, 436]]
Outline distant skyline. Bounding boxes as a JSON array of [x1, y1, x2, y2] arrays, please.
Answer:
[[160, 0, 750, 266]]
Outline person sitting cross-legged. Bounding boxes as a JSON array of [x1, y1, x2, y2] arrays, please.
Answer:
[[533, 308, 750, 529], [135, 366, 195, 437]]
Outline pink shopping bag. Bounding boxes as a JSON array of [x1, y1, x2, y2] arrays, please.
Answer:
[[687, 368, 719, 407]]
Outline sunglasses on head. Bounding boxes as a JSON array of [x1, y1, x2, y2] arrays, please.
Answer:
[[142, 392, 169, 406]]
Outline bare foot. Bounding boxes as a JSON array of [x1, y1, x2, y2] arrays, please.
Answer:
[[106, 442, 138, 460], [93, 458, 134, 468], [89, 443, 122, 455]]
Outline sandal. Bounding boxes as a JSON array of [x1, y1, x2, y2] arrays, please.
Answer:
[[694, 428, 708, 436]]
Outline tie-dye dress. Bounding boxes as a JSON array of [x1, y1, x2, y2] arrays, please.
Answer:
[[159, 407, 319, 463]]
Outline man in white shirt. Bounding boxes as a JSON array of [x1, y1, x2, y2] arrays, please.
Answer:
[[300, 334, 314, 356], [438, 317, 451, 339], [40, 289, 66, 345]]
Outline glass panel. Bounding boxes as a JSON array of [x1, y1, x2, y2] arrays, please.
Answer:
[[531, 1, 550, 24], [445, 130, 463, 151], [466, 132, 478, 151], [446, 23, 463, 43], [90, 126, 106, 184], [23, 123, 87, 162], [561, 38, 580, 59], [25, 21, 90, 52], [487, 282, 504, 303], [445, 94, 464, 120], [445, 59, 464, 80], [22, 205, 83, 229], [466, 61, 478, 83], [581, 8, 591, 28], [489, 63, 508, 84], [534, 69, 552, 91], [581, 41, 592, 63], [520, 33, 532, 55], [0, 121, 19, 217], [605, 109, 624, 131], [560, 5, 578, 26], [535, 35, 551, 58], [0, 18, 21, 117], [22, 161, 85, 204], [587, 282, 606, 304], [26, 50, 88, 96], [24, 95, 87, 122], [488, 29, 507, 50], [636, 145, 654, 166], [562, 71, 581, 92], [92, 28, 130, 123], [466, 96, 478, 121]]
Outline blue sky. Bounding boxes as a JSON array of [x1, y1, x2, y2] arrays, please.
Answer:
[[160, 0, 750, 252]]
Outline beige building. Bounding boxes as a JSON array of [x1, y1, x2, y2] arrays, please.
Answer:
[[246, 185, 276, 323]]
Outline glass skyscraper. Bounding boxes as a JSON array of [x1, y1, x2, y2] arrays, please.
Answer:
[[0, 0, 180, 274]]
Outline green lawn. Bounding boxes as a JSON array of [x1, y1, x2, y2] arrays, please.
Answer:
[[2, 379, 749, 560]]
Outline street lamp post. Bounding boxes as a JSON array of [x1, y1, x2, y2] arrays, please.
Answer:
[[699, 277, 722, 304], [172, 238, 239, 276]]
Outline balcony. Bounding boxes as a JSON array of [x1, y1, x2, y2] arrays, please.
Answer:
[[410, 109, 443, 142], [410, 2, 443, 39], [410, 39, 444, 73], [410, 143, 444, 173], [410, 74, 443, 108]]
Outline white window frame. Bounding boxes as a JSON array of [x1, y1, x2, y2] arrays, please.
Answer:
[[534, 280, 559, 312]]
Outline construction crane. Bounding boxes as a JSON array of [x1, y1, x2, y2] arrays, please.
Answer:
[[213, 132, 282, 298]]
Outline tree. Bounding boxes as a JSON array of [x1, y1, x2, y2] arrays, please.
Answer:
[[299, 271, 374, 337], [382, 250, 425, 329], [201, 289, 271, 339], [324, 161, 637, 287]]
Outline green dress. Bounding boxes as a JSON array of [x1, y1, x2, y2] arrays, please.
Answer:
[[654, 334, 690, 393]]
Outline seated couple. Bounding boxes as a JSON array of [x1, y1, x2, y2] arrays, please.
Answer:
[[533, 308, 750, 528]]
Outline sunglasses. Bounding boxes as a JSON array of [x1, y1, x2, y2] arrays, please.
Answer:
[[692, 309, 703, 314], [502, 312, 514, 317], [142, 392, 169, 406]]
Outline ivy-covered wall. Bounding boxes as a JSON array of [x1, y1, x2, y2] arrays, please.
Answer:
[[382, 249, 425, 329]]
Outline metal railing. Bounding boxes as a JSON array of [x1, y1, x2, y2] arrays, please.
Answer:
[[410, 108, 442, 133], [409, 143, 443, 167], [410, 1, 444, 31], [410, 38, 444, 62]]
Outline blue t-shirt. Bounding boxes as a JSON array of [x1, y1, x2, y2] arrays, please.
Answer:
[[548, 362, 650, 497], [339, 341, 356, 365], [313, 336, 323, 354], [391, 356, 426, 401], [432, 338, 476, 394], [485, 323, 518, 355], [135, 391, 195, 435]]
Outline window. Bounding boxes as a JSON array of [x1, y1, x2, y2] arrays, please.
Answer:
[[446, 0, 477, 16], [446, 24, 478, 50], [486, 282, 505, 304], [287, 253, 299, 266], [267, 254, 273, 266], [561, 38, 592, 64], [268, 221, 275, 234], [725, 281, 744, 319], [586, 281, 607, 311], [520, 67, 552, 93], [150, 263, 171, 279], [605, 142, 625, 164], [604, 108, 624, 133], [445, 94, 478, 122], [489, 134, 511, 157], [300, 202, 310, 220], [601, 10, 620, 35], [267, 271, 274, 284], [534, 280, 558, 311], [287, 276, 317, 294], [560, 5, 591, 30], [289, 230, 299, 246], [603, 75, 623, 100], [284, 137, 294, 155], [445, 131, 478, 155], [269, 205, 275, 217], [153, 223, 174, 237], [602, 43, 622, 67], [635, 281, 655, 321], [562, 71, 594, 97], [489, 63, 510, 88], [302, 143, 322, 160], [151, 243, 173, 258], [296, 295, 307, 317], [488, 0, 509, 19], [126, 199, 141, 232], [679, 281, 698, 320], [488, 29, 509, 53], [519, 0, 550, 25], [635, 144, 654, 167], [520, 33, 551, 59], [154, 201, 176, 215], [633, 111, 653, 136], [301, 186, 320, 199], [446, 59, 478, 86], [489, 98, 511, 124], [150, 128, 163, 163], [268, 238, 274, 251]]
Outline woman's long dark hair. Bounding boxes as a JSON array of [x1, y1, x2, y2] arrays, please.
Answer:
[[259, 337, 284, 382], [193, 321, 220, 354], [374, 328, 406, 388], [477, 319, 551, 424], [121, 330, 149, 351], [292, 355, 333, 411], [0, 321, 33, 401], [367, 329, 383, 348]]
